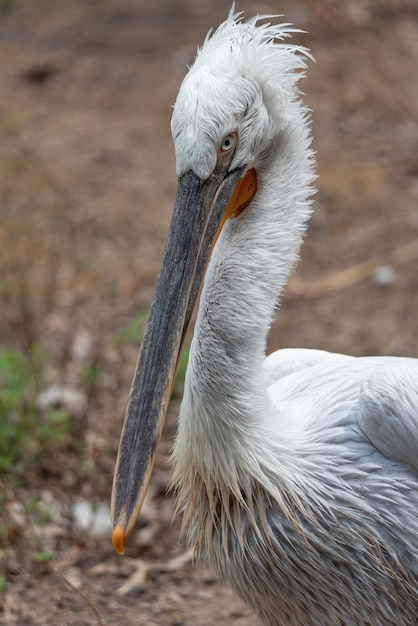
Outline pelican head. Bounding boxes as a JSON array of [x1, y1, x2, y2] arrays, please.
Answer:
[[171, 13, 309, 179], [111, 11, 312, 554]]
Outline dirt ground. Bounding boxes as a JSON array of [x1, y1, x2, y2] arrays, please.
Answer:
[[1, 1, 418, 625]]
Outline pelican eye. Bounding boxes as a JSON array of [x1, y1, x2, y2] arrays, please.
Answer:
[[220, 133, 237, 153]]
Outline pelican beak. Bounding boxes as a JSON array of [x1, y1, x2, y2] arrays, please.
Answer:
[[111, 163, 257, 554]]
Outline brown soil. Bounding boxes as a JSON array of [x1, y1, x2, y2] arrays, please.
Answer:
[[1, 1, 418, 625]]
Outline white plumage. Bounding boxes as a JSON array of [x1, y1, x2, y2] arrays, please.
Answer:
[[112, 11, 418, 625]]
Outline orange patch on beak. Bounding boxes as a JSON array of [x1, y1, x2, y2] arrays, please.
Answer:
[[112, 525, 125, 555], [225, 167, 258, 220], [214, 168, 257, 250]]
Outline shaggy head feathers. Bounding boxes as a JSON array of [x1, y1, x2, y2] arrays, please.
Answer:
[[171, 10, 311, 179]]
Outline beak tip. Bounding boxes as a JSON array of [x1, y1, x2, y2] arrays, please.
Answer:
[[112, 524, 126, 555]]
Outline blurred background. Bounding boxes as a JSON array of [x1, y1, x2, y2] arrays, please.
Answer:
[[1, 1, 418, 624]]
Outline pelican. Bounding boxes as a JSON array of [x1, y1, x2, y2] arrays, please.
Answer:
[[111, 11, 418, 625]]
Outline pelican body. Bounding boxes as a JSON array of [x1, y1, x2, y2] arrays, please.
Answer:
[[112, 12, 418, 625]]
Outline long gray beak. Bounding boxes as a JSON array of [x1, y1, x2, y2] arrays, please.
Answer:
[[111, 163, 249, 554]]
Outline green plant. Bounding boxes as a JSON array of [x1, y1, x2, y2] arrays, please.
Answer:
[[81, 359, 101, 391], [24, 495, 53, 525], [0, 346, 70, 477], [32, 550, 51, 564], [114, 308, 149, 345]]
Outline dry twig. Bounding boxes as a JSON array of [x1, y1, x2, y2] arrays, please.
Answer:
[[54, 567, 104, 626], [288, 239, 418, 298]]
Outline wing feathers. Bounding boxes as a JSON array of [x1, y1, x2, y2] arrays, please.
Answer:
[[358, 363, 418, 474]]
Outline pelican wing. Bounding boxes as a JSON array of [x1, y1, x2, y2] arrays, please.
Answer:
[[263, 348, 353, 386], [358, 362, 418, 474]]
